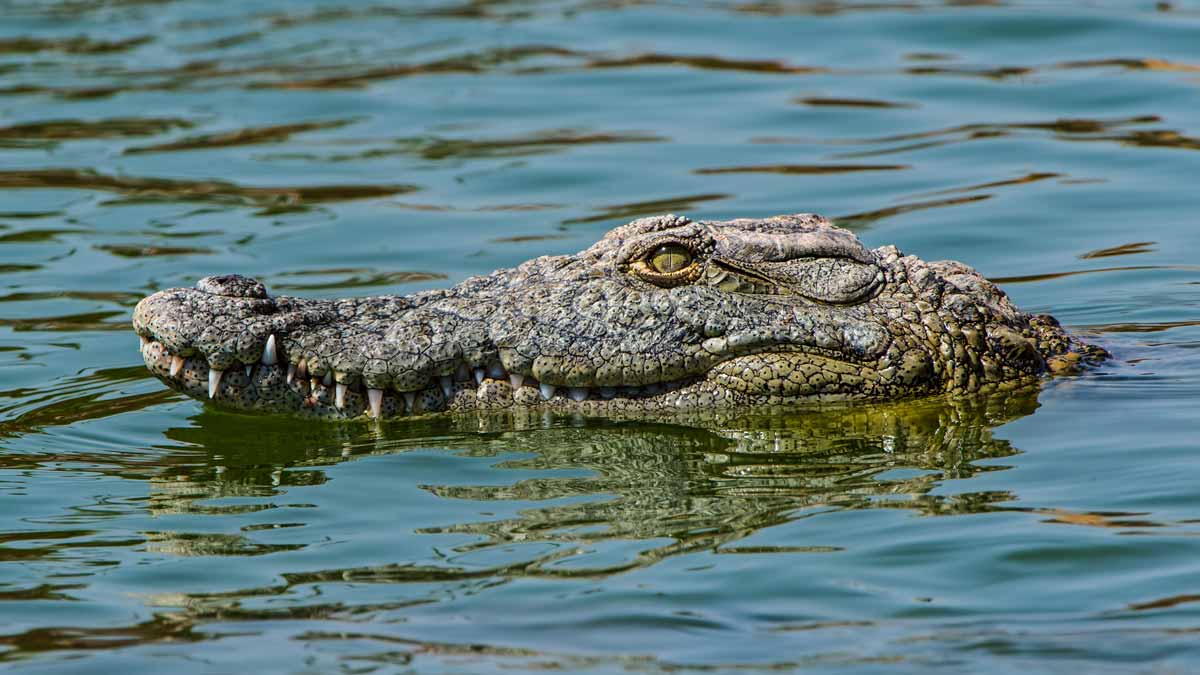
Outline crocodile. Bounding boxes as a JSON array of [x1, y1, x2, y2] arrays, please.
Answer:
[[132, 213, 1106, 420]]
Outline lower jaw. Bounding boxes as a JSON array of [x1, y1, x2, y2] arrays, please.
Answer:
[[139, 340, 749, 420]]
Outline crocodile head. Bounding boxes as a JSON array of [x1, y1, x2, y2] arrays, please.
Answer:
[[133, 213, 1105, 420]]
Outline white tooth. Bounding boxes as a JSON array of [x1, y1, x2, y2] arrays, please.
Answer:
[[403, 392, 416, 412], [367, 388, 383, 418], [509, 374, 525, 390], [139, 335, 149, 349], [539, 384, 556, 400], [488, 364, 506, 379], [323, 372, 333, 386], [169, 356, 185, 377], [286, 363, 296, 384], [439, 375, 454, 399], [335, 383, 347, 409], [244, 365, 253, 378], [473, 368, 485, 385], [262, 334, 278, 365], [456, 363, 470, 381], [208, 369, 224, 398], [599, 387, 616, 399], [310, 378, 319, 394], [296, 359, 308, 379], [568, 387, 588, 402]]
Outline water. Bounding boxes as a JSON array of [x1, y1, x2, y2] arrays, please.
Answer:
[[2, 0, 1199, 671]]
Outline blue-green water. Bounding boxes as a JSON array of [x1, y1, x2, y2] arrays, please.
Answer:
[[2, 1, 1200, 671]]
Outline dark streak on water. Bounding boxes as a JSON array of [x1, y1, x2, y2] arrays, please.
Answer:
[[1, 0, 1200, 672]]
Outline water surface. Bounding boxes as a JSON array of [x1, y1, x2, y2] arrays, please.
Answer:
[[2, 0, 1200, 671]]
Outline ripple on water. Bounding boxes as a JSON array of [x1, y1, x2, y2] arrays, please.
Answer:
[[2, 0, 1200, 671]]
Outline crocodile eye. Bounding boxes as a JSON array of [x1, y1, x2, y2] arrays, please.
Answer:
[[628, 241, 701, 287], [650, 244, 693, 274]]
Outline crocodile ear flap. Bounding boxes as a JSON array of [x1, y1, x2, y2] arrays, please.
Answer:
[[710, 218, 877, 265], [755, 257, 884, 304]]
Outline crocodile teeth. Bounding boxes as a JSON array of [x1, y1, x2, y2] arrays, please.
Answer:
[[286, 363, 296, 384], [169, 356, 185, 377], [403, 392, 416, 412], [598, 387, 616, 399], [439, 375, 454, 399], [539, 384, 556, 400], [208, 369, 224, 398], [310, 378, 319, 394], [244, 365, 253, 378], [335, 383, 347, 409], [323, 372, 333, 386], [568, 387, 588, 402], [509, 374, 525, 390], [473, 368, 485, 385], [139, 335, 149, 350], [296, 359, 308, 379], [261, 334, 278, 365], [367, 388, 383, 418]]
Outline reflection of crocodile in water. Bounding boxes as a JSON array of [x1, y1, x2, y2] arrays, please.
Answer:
[[133, 213, 1106, 420], [143, 390, 1037, 570]]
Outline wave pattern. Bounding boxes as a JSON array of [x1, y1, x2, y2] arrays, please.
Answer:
[[2, 0, 1200, 671]]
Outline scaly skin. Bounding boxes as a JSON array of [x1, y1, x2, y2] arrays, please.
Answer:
[[132, 213, 1106, 420]]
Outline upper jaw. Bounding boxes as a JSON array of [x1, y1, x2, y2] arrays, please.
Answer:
[[131, 275, 727, 419]]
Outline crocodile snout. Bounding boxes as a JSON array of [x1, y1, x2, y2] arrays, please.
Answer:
[[196, 274, 268, 299]]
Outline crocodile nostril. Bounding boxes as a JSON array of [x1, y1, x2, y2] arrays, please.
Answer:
[[196, 274, 269, 299]]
